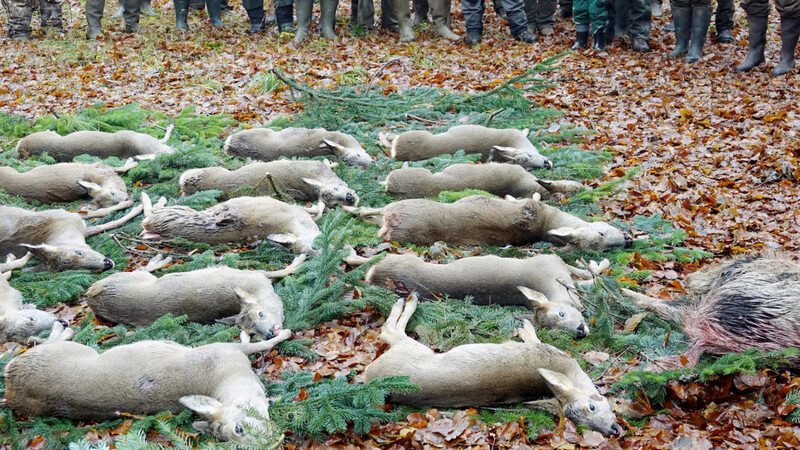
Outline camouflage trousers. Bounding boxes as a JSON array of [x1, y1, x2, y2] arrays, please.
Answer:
[[2, 0, 62, 38]]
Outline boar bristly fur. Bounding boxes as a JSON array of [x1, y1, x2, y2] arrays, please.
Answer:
[[365, 253, 602, 338], [16, 128, 175, 161], [224, 128, 372, 168], [387, 125, 551, 170], [141, 196, 320, 254], [4, 329, 292, 443], [179, 160, 358, 208], [363, 296, 621, 436], [621, 252, 800, 370], [382, 163, 583, 200]]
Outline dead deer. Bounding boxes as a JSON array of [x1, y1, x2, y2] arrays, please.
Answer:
[[4, 323, 292, 443], [363, 295, 621, 436], [16, 125, 176, 161], [0, 252, 62, 344], [87, 254, 305, 341]]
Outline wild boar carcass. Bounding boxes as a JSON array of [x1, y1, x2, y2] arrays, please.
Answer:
[[4, 324, 292, 444], [351, 195, 631, 251], [382, 163, 583, 200], [16, 125, 175, 161], [366, 253, 610, 338], [180, 160, 359, 208], [383, 125, 552, 170], [224, 127, 372, 168], [140, 195, 321, 254], [363, 296, 621, 436], [621, 251, 800, 370]]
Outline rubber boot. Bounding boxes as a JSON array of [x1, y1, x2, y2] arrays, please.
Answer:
[[430, 0, 458, 39], [593, 25, 606, 50], [141, 0, 158, 16], [773, 17, 800, 75], [86, 0, 105, 38], [392, 0, 414, 41], [174, 0, 189, 29], [293, 0, 312, 45], [319, 0, 338, 38], [666, 5, 691, 58], [734, 15, 767, 71], [572, 24, 589, 49], [684, 5, 711, 62], [121, 0, 141, 32], [206, 0, 224, 26], [245, 6, 266, 33], [276, 3, 294, 31], [413, 0, 428, 23]]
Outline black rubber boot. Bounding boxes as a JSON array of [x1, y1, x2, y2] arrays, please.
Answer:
[[593, 25, 606, 50], [276, 3, 294, 31], [207, 0, 224, 26], [174, 0, 190, 29], [734, 15, 767, 71], [465, 28, 481, 44], [666, 5, 691, 58], [245, 6, 266, 33], [572, 26, 589, 49], [86, 0, 105, 38], [773, 17, 800, 75], [685, 5, 711, 62]]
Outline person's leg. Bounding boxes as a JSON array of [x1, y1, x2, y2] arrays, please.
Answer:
[[715, 0, 734, 41], [86, 0, 106, 37], [773, 0, 800, 74], [4, 0, 32, 39], [463, 0, 484, 42], [40, 0, 64, 34], [685, 0, 712, 62]]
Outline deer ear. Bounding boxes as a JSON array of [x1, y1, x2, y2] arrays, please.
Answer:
[[321, 139, 347, 155], [518, 286, 548, 309], [268, 233, 298, 248], [538, 369, 581, 403], [180, 395, 224, 418], [77, 179, 102, 195], [216, 316, 238, 326], [301, 177, 325, 189], [232, 286, 258, 306], [20, 243, 59, 257], [547, 227, 580, 243]]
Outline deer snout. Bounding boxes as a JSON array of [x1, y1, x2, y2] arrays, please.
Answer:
[[576, 324, 587, 339], [103, 258, 115, 271], [609, 423, 622, 437], [623, 233, 633, 248], [544, 160, 553, 170], [57, 319, 70, 328], [345, 192, 356, 205]]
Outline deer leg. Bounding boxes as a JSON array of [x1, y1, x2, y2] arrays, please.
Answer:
[[81, 199, 135, 219], [85, 203, 144, 237], [619, 288, 685, 326]]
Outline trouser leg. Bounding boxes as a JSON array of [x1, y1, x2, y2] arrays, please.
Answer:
[[86, 0, 105, 37], [351, 0, 373, 27], [715, 0, 734, 34], [121, 0, 141, 31], [627, 0, 650, 38], [3, 0, 32, 38], [461, 0, 484, 31], [276, 0, 294, 29], [391, 0, 413, 41], [501, 0, 527, 36], [413, 0, 428, 22], [381, 0, 398, 29], [430, 0, 459, 38], [40, 0, 63, 32]]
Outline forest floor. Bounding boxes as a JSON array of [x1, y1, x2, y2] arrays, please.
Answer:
[[1, 0, 800, 447]]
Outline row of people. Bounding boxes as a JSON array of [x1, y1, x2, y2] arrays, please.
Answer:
[[3, 0, 799, 74]]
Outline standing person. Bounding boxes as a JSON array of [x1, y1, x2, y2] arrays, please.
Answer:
[[87, 0, 141, 38], [714, 0, 734, 42], [611, 0, 651, 51], [735, 0, 800, 74], [665, 0, 712, 62], [242, 0, 267, 33], [389, 0, 459, 41], [3, 0, 62, 39], [463, 0, 537, 43], [525, 0, 557, 35], [113, 0, 157, 18], [571, 0, 609, 49], [292, 0, 338, 45]]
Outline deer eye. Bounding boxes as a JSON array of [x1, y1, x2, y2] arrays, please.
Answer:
[[598, 232, 606, 237], [558, 312, 565, 317], [235, 425, 244, 435], [589, 404, 596, 412], [75, 250, 83, 257], [258, 312, 264, 318]]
